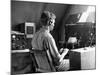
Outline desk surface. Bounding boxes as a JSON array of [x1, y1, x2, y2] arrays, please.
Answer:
[[11, 49, 30, 53], [71, 47, 95, 53]]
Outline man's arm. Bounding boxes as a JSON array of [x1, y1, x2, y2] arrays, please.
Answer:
[[47, 36, 69, 62], [43, 33, 69, 62], [43, 35, 61, 61]]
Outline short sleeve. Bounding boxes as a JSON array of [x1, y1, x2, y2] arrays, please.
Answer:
[[43, 34, 61, 61]]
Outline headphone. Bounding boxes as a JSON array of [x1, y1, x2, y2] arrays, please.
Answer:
[[47, 19, 53, 26]]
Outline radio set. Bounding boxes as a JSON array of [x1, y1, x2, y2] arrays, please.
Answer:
[[11, 22, 35, 50]]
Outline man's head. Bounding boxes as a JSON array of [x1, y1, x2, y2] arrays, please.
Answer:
[[40, 11, 56, 31]]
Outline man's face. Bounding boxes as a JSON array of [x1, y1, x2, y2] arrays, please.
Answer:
[[49, 19, 55, 31]]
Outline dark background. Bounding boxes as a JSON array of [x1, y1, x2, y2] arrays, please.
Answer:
[[11, 0, 95, 49]]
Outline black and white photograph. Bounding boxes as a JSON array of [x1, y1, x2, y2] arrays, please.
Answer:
[[11, 0, 96, 75]]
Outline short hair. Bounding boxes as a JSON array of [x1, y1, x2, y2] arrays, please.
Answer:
[[40, 11, 56, 26]]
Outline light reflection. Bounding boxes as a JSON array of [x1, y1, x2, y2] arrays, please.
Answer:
[[78, 6, 95, 23]]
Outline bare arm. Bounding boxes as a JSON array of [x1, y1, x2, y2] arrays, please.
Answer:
[[44, 35, 69, 62]]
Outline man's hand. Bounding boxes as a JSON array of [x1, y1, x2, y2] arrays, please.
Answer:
[[59, 48, 64, 54], [62, 48, 69, 54], [59, 48, 69, 62], [60, 48, 69, 54]]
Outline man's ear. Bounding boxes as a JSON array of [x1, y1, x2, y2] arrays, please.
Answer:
[[47, 20, 50, 26]]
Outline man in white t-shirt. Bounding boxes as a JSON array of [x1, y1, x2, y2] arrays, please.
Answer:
[[31, 11, 69, 71]]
